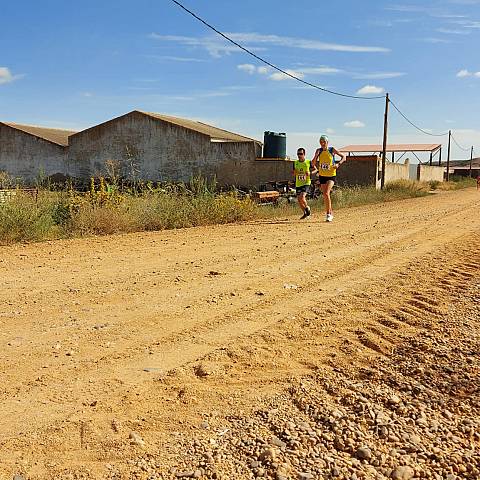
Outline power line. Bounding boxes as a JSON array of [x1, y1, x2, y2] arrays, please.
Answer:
[[389, 99, 448, 137], [451, 133, 471, 152], [169, 0, 385, 100]]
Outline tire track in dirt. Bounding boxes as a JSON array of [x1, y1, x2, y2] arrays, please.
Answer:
[[0, 189, 479, 475]]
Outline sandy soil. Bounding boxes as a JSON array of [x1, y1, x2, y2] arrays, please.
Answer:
[[0, 189, 479, 480]]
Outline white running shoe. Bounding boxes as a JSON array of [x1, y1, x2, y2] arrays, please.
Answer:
[[326, 213, 334, 222]]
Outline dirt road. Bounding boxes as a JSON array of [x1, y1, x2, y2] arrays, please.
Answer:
[[1, 189, 479, 479]]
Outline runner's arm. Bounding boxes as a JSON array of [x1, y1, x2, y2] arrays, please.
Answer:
[[332, 148, 347, 168], [311, 149, 320, 169]]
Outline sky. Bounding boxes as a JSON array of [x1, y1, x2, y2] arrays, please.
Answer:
[[1, 0, 479, 161]]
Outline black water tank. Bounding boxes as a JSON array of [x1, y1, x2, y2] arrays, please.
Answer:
[[263, 131, 286, 159]]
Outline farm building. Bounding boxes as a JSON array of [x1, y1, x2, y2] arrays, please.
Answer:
[[443, 158, 480, 178], [67, 110, 291, 188], [336, 144, 445, 188], [0, 122, 77, 183], [0, 112, 293, 189]]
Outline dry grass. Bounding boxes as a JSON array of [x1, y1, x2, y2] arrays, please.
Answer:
[[0, 177, 475, 245]]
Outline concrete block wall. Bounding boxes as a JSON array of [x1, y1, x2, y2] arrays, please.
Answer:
[[0, 124, 68, 183], [335, 155, 378, 187], [216, 155, 292, 189], [417, 165, 444, 182], [377, 161, 410, 188]]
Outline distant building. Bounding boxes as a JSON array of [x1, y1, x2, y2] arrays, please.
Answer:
[[443, 158, 480, 178], [0, 111, 294, 188], [0, 122, 76, 183]]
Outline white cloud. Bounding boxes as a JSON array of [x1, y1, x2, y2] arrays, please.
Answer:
[[353, 72, 405, 79], [326, 128, 336, 134], [149, 33, 248, 58], [150, 32, 390, 57], [344, 120, 366, 128], [386, 5, 426, 12], [238, 63, 343, 83], [436, 27, 470, 34], [385, 5, 426, 13], [0, 67, 22, 85], [456, 69, 480, 78], [356, 85, 385, 95], [422, 37, 452, 43], [432, 13, 469, 18], [237, 64, 271, 76], [298, 66, 342, 75], [237, 64, 256, 74], [227, 32, 389, 53], [270, 69, 305, 81]]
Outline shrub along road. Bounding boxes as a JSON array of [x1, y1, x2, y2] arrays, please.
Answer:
[[0, 188, 479, 479]]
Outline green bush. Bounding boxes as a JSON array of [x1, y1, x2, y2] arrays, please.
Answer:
[[0, 194, 56, 243]]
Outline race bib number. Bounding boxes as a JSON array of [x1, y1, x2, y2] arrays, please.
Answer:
[[297, 174, 307, 181], [321, 163, 330, 170]]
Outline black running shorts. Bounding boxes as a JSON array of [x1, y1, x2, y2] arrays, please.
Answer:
[[296, 185, 309, 195], [319, 176, 335, 185]]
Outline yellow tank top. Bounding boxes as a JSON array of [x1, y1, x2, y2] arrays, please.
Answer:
[[318, 147, 336, 177]]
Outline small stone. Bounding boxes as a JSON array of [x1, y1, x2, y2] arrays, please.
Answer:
[[259, 447, 277, 463], [176, 472, 195, 478], [129, 431, 144, 447], [391, 465, 415, 480], [298, 473, 314, 480], [194, 363, 211, 377], [204, 452, 214, 464], [13, 475, 26, 480], [408, 434, 422, 445], [271, 436, 287, 449], [356, 446, 372, 460]]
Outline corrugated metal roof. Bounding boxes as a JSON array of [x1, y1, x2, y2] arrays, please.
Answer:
[[139, 111, 260, 143], [1, 122, 77, 146], [339, 143, 442, 153]]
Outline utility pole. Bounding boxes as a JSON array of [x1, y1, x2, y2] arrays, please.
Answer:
[[446, 130, 451, 182], [469, 146, 474, 177], [381, 93, 389, 190]]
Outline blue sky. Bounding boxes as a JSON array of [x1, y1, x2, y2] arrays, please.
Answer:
[[1, 0, 479, 161]]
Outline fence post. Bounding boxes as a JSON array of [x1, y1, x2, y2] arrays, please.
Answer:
[[446, 130, 451, 182], [381, 93, 389, 190]]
